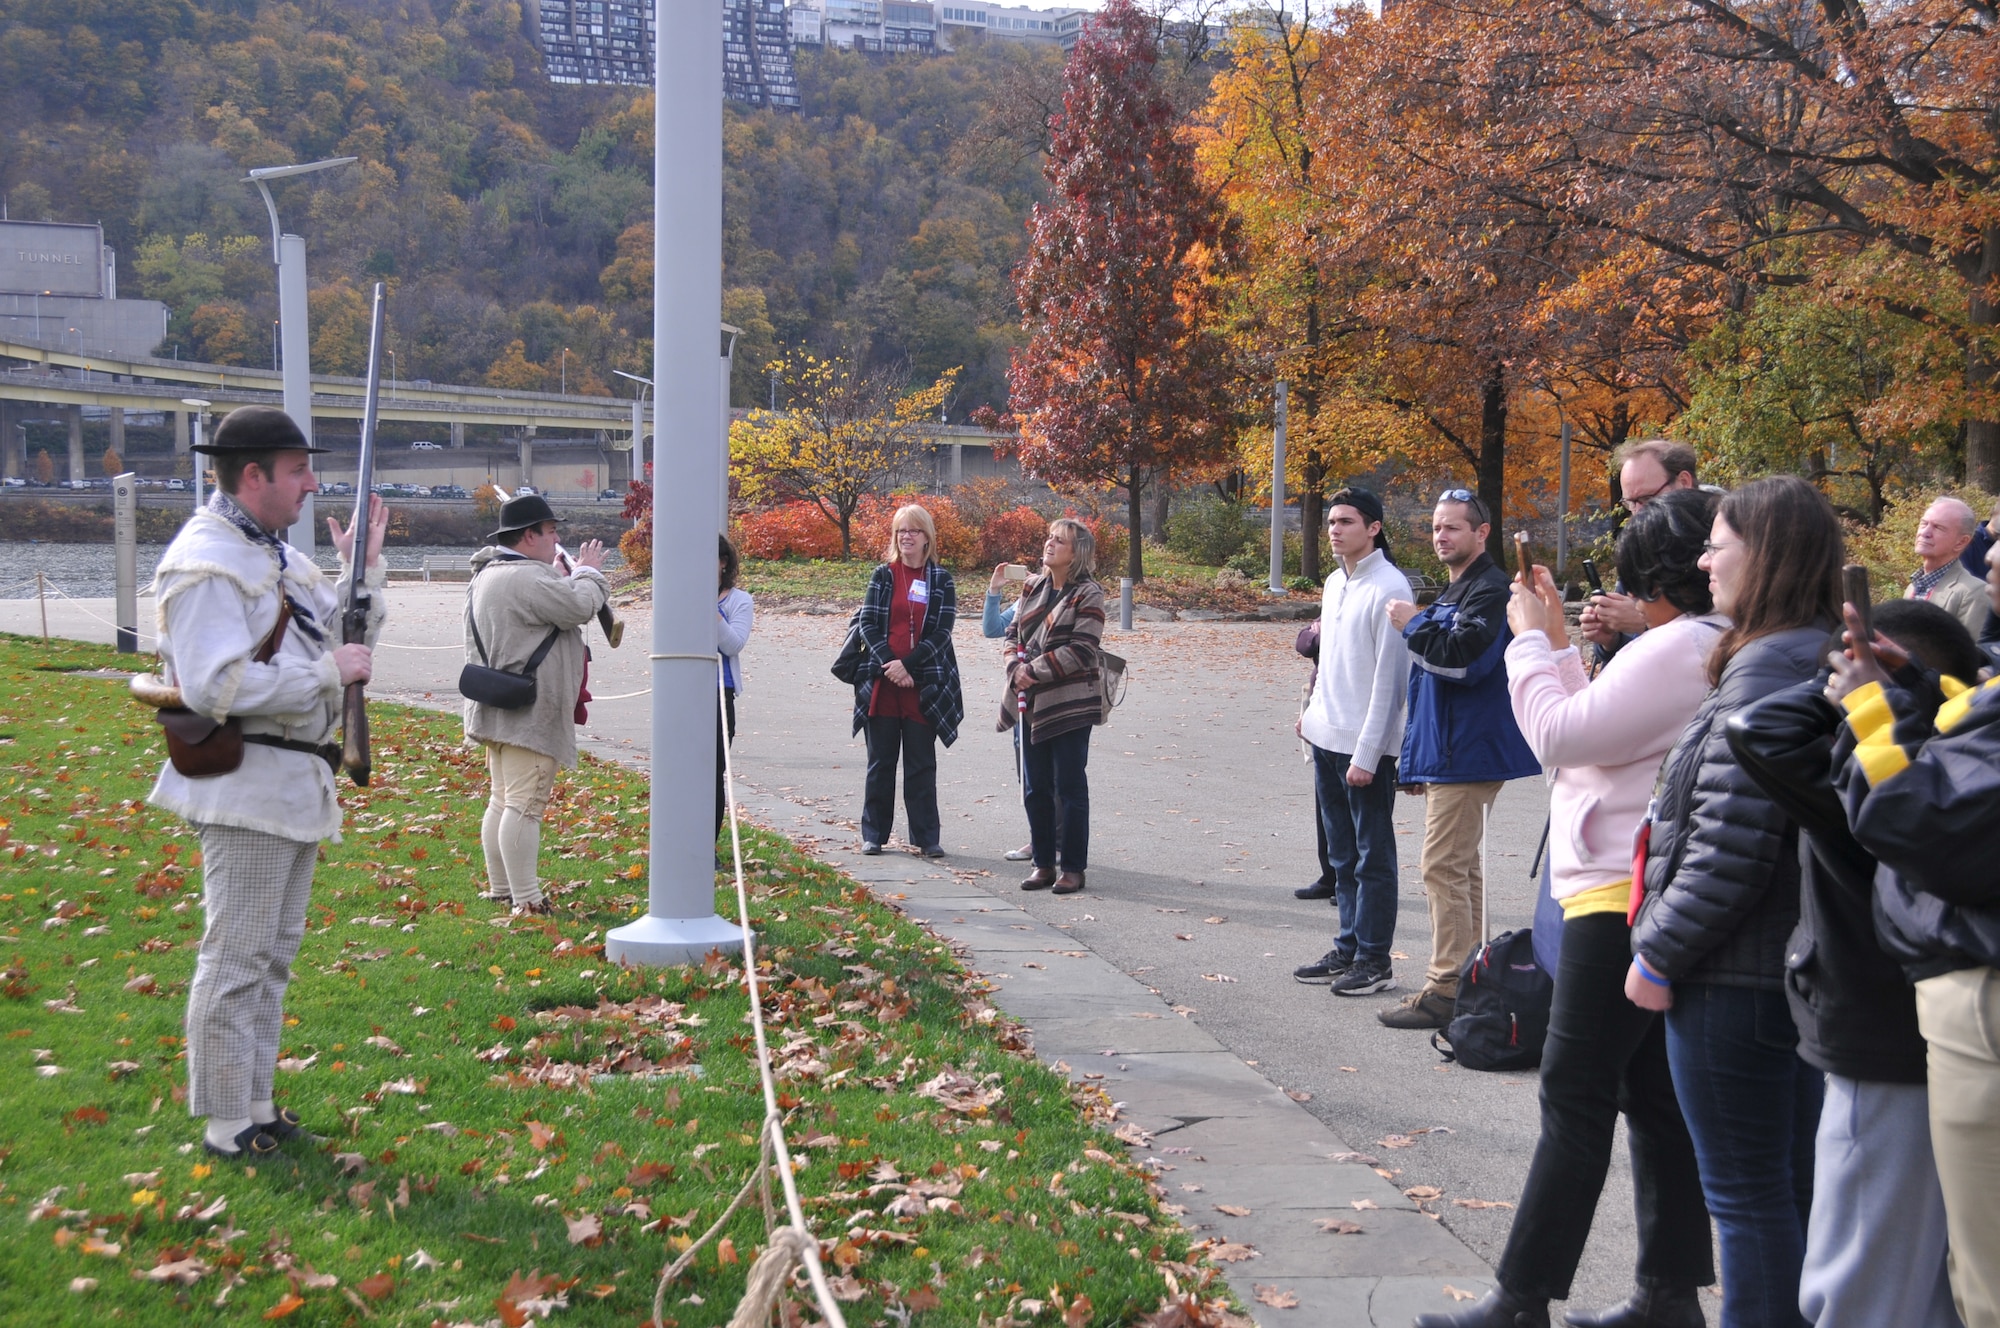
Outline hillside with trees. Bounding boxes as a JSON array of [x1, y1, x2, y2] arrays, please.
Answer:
[[0, 0, 1054, 411]]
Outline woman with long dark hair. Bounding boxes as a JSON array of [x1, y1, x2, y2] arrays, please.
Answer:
[[1417, 488, 1721, 1328], [1625, 475, 1844, 1328]]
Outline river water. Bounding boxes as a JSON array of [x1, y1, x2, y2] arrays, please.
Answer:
[[0, 541, 625, 599]]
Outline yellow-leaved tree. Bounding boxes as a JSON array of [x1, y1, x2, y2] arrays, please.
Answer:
[[730, 352, 959, 559]]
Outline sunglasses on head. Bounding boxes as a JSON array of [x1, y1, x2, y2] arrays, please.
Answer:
[[1438, 488, 1490, 523]]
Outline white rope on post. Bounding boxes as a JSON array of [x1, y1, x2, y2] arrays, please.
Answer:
[[644, 666, 847, 1328]]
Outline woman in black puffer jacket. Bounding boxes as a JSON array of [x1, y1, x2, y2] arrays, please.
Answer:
[[1625, 476, 1843, 1328]]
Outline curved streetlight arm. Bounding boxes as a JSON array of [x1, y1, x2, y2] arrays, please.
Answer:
[[242, 156, 358, 259]]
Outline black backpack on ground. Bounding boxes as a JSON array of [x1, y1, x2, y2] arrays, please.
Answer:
[[1431, 928, 1553, 1072]]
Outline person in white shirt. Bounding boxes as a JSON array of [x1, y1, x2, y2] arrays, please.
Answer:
[[1292, 487, 1414, 997], [148, 406, 388, 1160]]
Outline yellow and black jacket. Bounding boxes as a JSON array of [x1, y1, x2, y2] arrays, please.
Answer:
[[1836, 672, 2000, 975]]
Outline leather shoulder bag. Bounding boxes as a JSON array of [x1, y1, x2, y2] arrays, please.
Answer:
[[460, 581, 563, 710], [156, 600, 290, 778]]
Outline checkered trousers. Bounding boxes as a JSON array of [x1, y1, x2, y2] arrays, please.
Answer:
[[185, 824, 318, 1119]]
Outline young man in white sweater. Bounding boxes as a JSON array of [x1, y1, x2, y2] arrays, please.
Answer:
[[1293, 487, 1414, 996]]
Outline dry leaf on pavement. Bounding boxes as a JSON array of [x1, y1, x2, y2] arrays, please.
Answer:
[[1253, 1285, 1299, 1308], [1214, 1204, 1252, 1217], [1443, 1285, 1479, 1302], [1315, 1218, 1363, 1235]]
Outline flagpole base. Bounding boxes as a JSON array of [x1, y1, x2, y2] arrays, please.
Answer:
[[605, 913, 746, 969]]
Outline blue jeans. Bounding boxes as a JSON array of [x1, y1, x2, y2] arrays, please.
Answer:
[[1312, 744, 1398, 964], [1666, 983, 1823, 1328], [1023, 724, 1090, 871]]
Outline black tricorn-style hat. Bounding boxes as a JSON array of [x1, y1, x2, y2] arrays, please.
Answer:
[[487, 492, 562, 541], [194, 405, 327, 455]]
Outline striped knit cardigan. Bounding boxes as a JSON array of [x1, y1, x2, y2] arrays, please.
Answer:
[[1001, 573, 1105, 741], [849, 560, 963, 746]]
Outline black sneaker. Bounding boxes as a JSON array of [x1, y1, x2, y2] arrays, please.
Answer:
[[1294, 880, 1337, 900], [1293, 948, 1353, 984], [1330, 959, 1396, 996]]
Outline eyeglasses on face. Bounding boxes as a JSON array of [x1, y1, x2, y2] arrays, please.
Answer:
[[1623, 483, 1671, 510], [1437, 488, 1489, 522]]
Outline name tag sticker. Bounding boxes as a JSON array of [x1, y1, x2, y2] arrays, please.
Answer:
[[908, 579, 929, 604]]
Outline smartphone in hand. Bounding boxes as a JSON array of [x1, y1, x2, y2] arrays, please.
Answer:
[[1582, 558, 1604, 596], [1002, 564, 1029, 583], [1842, 563, 1876, 668]]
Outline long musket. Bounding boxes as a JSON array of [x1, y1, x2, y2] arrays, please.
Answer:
[[340, 283, 387, 786], [555, 542, 624, 648]]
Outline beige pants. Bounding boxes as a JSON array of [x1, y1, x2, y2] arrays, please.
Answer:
[[481, 742, 558, 908], [1418, 780, 1502, 998], [1917, 967, 2000, 1328]]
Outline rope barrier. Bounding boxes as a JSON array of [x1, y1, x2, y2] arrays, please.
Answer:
[[33, 581, 157, 645], [640, 668, 847, 1328]]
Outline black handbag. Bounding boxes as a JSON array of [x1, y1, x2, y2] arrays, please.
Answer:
[[830, 607, 871, 684], [460, 591, 563, 710]]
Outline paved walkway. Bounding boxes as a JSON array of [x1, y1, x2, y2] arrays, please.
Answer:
[[5, 584, 1716, 1326]]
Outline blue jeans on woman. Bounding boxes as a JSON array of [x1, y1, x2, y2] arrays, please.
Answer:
[[1666, 982, 1823, 1328]]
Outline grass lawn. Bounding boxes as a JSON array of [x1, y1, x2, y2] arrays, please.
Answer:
[[0, 634, 1238, 1326]]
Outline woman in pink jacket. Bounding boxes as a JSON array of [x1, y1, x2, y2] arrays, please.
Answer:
[[1418, 487, 1724, 1328]]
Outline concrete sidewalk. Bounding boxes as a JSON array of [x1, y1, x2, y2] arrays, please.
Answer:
[[4, 586, 1711, 1326]]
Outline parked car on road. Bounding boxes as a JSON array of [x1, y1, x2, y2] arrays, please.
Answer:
[[514, 485, 536, 496], [599, 488, 624, 501], [431, 484, 468, 499], [2, 477, 24, 488], [410, 440, 442, 450], [165, 478, 186, 491], [322, 481, 351, 496]]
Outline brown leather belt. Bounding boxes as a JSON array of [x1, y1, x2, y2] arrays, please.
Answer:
[[243, 733, 341, 771]]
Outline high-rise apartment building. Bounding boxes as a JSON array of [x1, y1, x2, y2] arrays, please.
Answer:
[[530, 0, 799, 108]]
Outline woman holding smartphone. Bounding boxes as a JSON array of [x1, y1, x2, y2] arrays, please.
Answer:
[[1627, 476, 1843, 1328], [1416, 489, 1722, 1328]]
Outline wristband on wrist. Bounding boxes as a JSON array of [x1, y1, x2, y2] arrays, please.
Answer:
[[1633, 955, 1670, 987]]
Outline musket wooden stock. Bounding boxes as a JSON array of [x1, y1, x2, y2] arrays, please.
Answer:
[[341, 679, 370, 786]]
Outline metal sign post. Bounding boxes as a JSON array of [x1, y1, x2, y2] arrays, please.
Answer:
[[113, 471, 137, 653]]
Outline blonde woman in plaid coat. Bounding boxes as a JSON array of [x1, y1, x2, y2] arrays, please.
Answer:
[[1005, 517, 1106, 896]]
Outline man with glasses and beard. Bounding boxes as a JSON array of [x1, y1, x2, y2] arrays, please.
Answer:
[[1582, 439, 1702, 663]]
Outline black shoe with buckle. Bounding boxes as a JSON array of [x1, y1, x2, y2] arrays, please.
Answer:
[[258, 1107, 307, 1141], [204, 1123, 282, 1160]]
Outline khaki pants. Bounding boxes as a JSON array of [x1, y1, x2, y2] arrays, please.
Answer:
[[482, 742, 558, 907], [1916, 967, 2000, 1328], [1418, 780, 1502, 998]]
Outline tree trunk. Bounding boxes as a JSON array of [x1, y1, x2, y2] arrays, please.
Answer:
[[1152, 475, 1172, 541], [1127, 465, 1146, 584], [1967, 227, 1999, 492], [839, 509, 853, 559], [1477, 364, 1508, 561], [1300, 478, 1324, 585]]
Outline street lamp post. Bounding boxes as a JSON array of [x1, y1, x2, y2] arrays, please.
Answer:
[[604, 0, 742, 968], [612, 368, 653, 503], [560, 347, 569, 396], [244, 155, 357, 554], [181, 398, 211, 510]]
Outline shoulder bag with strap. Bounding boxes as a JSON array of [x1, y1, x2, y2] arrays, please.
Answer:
[[156, 601, 291, 778], [459, 578, 563, 710]]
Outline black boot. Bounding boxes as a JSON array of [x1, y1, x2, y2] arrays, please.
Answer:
[[1414, 1288, 1551, 1328], [1562, 1282, 1704, 1328]]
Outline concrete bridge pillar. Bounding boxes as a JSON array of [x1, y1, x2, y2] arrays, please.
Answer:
[[0, 401, 20, 481], [109, 407, 125, 464], [518, 432, 534, 490], [173, 409, 189, 457], [66, 405, 84, 486], [450, 420, 464, 449]]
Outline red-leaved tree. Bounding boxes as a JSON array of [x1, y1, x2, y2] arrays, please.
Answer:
[[989, 0, 1240, 584]]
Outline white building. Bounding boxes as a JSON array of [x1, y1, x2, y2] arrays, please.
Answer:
[[936, 3, 1085, 47]]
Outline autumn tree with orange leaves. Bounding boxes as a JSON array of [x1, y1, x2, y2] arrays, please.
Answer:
[[990, 0, 1241, 584]]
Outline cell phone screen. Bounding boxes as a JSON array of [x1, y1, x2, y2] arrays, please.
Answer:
[[1582, 558, 1603, 595]]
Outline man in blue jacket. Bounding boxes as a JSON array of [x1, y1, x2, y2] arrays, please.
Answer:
[[1379, 490, 1542, 1030]]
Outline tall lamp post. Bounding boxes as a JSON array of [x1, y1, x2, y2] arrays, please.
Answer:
[[613, 368, 653, 505], [605, 0, 742, 968], [244, 155, 356, 554]]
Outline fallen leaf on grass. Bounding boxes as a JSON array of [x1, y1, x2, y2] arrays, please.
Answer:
[[134, 1256, 209, 1285], [333, 1153, 368, 1175], [1443, 1285, 1478, 1302], [1315, 1218, 1363, 1235], [827, 1275, 868, 1302], [409, 1250, 439, 1272], [261, 1292, 305, 1319], [357, 1273, 394, 1300], [904, 1285, 940, 1310], [565, 1213, 603, 1247], [1253, 1285, 1299, 1309], [526, 1121, 558, 1151], [1453, 1198, 1514, 1210], [1214, 1205, 1252, 1217], [363, 1036, 406, 1058], [69, 1277, 97, 1294]]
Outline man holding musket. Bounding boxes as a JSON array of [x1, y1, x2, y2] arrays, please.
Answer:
[[463, 492, 608, 915], [147, 406, 389, 1159]]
